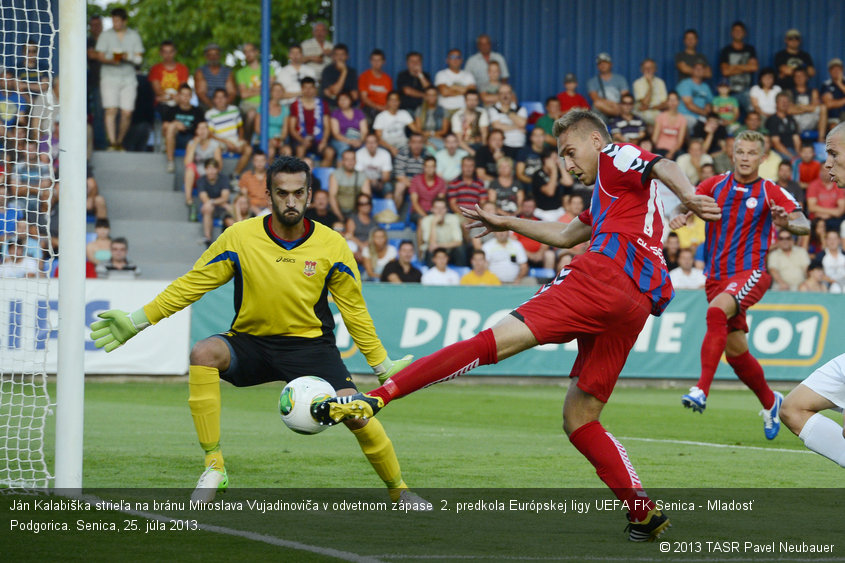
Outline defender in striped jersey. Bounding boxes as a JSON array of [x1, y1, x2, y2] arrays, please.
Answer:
[[671, 130, 809, 439], [314, 110, 722, 540], [781, 122, 845, 468]]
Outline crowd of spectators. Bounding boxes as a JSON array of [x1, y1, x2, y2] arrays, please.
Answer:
[[73, 12, 845, 288]]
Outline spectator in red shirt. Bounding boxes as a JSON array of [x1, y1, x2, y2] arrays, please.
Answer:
[[358, 49, 393, 122], [795, 143, 821, 190], [556, 73, 591, 114], [148, 40, 189, 108], [806, 167, 845, 231], [409, 155, 447, 218]]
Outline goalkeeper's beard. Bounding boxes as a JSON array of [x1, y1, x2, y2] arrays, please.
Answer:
[[273, 203, 305, 227]]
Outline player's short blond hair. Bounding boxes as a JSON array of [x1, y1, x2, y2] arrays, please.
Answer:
[[827, 121, 845, 144], [552, 109, 612, 144], [734, 130, 766, 152]]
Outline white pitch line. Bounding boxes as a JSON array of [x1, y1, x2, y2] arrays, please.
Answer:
[[79, 495, 382, 563], [618, 436, 814, 454]]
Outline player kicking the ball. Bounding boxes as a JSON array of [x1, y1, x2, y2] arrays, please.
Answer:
[[314, 110, 722, 541], [90, 156, 426, 507], [781, 122, 845, 467], [669, 130, 809, 440]]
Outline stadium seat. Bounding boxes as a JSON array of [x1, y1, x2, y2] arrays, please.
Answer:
[[450, 266, 470, 277], [312, 166, 334, 190], [814, 142, 827, 162], [522, 100, 544, 117], [86, 232, 97, 244], [522, 101, 545, 132], [529, 267, 556, 280], [372, 198, 408, 230], [800, 130, 819, 142]]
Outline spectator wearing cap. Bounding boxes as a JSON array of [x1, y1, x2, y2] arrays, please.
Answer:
[[276, 45, 317, 109], [774, 29, 815, 90], [194, 42, 237, 110], [718, 21, 759, 112], [586, 52, 630, 121], [675, 29, 712, 81], [464, 34, 510, 93], [632, 58, 668, 126], [556, 73, 590, 114], [821, 58, 845, 125]]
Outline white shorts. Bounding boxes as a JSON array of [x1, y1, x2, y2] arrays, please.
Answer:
[[101, 76, 138, 111], [802, 353, 845, 410]]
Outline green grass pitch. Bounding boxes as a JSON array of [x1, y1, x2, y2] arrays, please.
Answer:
[[3, 379, 843, 562]]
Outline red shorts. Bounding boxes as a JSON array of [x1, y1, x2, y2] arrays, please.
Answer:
[[513, 252, 653, 403], [705, 270, 772, 333]]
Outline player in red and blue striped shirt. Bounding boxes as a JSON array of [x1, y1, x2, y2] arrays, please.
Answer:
[[314, 110, 722, 541], [672, 130, 810, 439]]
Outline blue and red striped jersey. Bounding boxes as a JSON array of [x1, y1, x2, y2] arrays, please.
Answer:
[[576, 143, 674, 315], [696, 173, 800, 280]]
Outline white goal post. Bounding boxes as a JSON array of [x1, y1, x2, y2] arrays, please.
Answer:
[[55, 0, 87, 491]]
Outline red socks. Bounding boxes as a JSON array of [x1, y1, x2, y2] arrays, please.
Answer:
[[569, 421, 654, 521], [727, 351, 774, 409], [696, 308, 728, 395], [372, 329, 498, 404]]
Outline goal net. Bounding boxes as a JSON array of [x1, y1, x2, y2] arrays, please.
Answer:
[[0, 0, 57, 488]]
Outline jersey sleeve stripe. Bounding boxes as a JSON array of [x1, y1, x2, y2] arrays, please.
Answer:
[[640, 155, 662, 188], [331, 261, 356, 280]]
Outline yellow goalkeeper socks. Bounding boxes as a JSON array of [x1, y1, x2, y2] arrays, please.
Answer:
[[188, 365, 223, 470], [351, 417, 407, 501]]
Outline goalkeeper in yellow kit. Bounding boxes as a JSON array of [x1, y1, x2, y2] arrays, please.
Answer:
[[90, 156, 422, 505]]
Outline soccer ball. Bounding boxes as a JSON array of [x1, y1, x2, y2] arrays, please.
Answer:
[[279, 376, 336, 435]]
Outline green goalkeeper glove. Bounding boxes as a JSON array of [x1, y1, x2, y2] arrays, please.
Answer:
[[372, 354, 414, 385], [89, 308, 151, 352]]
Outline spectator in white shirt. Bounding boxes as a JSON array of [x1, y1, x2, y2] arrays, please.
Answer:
[[435, 133, 469, 182], [487, 84, 528, 153], [421, 248, 461, 286], [373, 91, 414, 155], [482, 230, 528, 284], [434, 49, 476, 114], [276, 44, 316, 107], [669, 248, 706, 289], [355, 133, 394, 199], [821, 230, 845, 290]]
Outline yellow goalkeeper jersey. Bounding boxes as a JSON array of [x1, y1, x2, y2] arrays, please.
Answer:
[[144, 215, 387, 366]]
